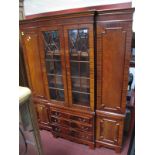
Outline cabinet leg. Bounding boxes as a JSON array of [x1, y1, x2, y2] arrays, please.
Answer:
[[52, 133, 59, 138], [89, 144, 95, 150], [115, 147, 121, 153], [96, 143, 101, 148]]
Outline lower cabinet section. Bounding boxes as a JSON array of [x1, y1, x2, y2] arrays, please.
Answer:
[[34, 102, 126, 152], [34, 102, 95, 148], [96, 110, 125, 153], [50, 107, 95, 148]]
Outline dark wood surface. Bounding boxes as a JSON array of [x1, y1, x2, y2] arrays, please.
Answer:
[[19, 41, 28, 86], [20, 5, 134, 153]]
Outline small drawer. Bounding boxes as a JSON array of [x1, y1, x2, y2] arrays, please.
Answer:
[[51, 110, 70, 119], [51, 111, 61, 117], [70, 122, 92, 132], [51, 125, 69, 135], [68, 130, 93, 141], [51, 117, 70, 126], [51, 125, 62, 133], [79, 133, 93, 141], [70, 115, 92, 124]]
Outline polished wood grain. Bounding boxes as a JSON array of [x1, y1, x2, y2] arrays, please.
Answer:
[[35, 104, 50, 125], [96, 111, 124, 150], [21, 30, 46, 98], [100, 28, 126, 113], [96, 8, 134, 114], [95, 8, 134, 152]]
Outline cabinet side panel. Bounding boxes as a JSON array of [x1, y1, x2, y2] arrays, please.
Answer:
[[23, 32, 45, 97]]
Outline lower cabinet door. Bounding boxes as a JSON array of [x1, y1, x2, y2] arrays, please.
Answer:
[[96, 112, 124, 146], [35, 104, 50, 126]]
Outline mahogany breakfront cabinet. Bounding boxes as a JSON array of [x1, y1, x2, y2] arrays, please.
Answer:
[[20, 7, 134, 153]]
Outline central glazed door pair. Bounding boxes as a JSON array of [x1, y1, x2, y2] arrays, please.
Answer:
[[39, 24, 94, 111]]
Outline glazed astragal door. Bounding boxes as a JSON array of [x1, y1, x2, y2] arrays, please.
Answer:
[[64, 25, 94, 111], [39, 27, 68, 105]]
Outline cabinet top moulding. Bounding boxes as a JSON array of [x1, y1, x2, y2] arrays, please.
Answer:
[[19, 10, 95, 29], [25, 2, 132, 20]]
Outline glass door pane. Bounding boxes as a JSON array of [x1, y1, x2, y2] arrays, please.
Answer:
[[68, 28, 90, 107], [43, 30, 64, 101]]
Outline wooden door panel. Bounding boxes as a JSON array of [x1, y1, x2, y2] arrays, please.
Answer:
[[35, 104, 49, 125], [96, 114, 124, 146], [22, 31, 45, 98], [97, 24, 129, 113], [102, 28, 126, 111]]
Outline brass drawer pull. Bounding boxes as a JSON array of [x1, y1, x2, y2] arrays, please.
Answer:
[[55, 127, 61, 132], [81, 126, 89, 130], [54, 112, 60, 116], [79, 118, 87, 122]]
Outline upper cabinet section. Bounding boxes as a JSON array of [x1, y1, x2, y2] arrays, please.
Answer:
[[96, 9, 134, 114], [20, 7, 134, 112]]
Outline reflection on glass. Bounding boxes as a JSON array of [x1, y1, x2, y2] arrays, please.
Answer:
[[72, 92, 90, 106], [48, 75, 64, 89], [80, 62, 89, 77], [49, 89, 64, 101], [81, 78, 89, 92], [46, 61, 62, 75], [70, 62, 79, 76], [43, 31, 60, 59], [68, 28, 90, 107], [43, 30, 64, 101], [72, 78, 80, 91]]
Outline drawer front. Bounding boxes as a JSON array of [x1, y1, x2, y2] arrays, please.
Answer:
[[70, 115, 92, 124], [51, 109, 93, 124], [51, 110, 70, 119], [70, 122, 92, 132], [51, 116, 92, 133], [51, 117, 70, 126], [51, 125, 68, 134], [51, 124, 93, 141]]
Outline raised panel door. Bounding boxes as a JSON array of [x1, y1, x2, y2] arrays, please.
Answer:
[[96, 114, 124, 146], [97, 24, 129, 113]]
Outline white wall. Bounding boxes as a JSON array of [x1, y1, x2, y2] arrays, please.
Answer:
[[24, 0, 132, 15]]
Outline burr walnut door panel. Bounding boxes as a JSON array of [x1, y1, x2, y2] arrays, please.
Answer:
[[96, 24, 130, 113], [64, 24, 94, 111], [38, 26, 68, 106], [21, 30, 45, 98], [96, 115, 124, 146]]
